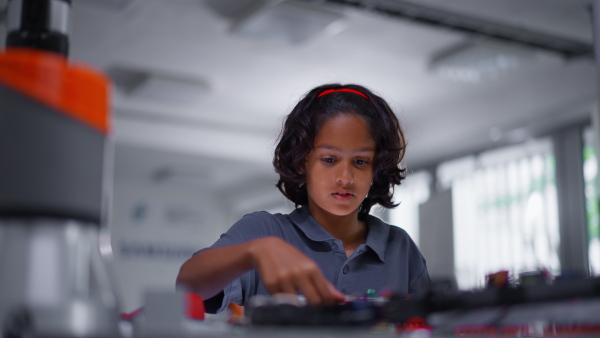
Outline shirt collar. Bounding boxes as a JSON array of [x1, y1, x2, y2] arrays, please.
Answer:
[[363, 214, 390, 263], [289, 206, 389, 262], [289, 206, 336, 242]]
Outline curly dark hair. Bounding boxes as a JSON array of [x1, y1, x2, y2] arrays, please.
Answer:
[[273, 83, 407, 220]]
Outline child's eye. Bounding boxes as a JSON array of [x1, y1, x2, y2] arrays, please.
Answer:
[[321, 157, 336, 164], [354, 159, 370, 166]]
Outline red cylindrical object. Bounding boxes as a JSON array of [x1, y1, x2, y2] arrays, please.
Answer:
[[185, 293, 205, 320]]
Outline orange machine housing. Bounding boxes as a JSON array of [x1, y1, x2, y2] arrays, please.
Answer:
[[0, 48, 110, 134]]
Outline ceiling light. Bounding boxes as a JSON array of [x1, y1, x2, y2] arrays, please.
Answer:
[[429, 42, 536, 84], [489, 127, 503, 142], [153, 168, 210, 188], [204, 0, 267, 20], [227, 0, 344, 44], [77, 0, 134, 11], [106, 66, 210, 106]]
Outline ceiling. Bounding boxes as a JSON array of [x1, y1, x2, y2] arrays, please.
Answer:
[[1, 0, 597, 195]]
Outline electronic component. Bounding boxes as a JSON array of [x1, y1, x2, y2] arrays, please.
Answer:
[[247, 293, 385, 326]]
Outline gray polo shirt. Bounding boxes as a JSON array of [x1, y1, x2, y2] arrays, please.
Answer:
[[204, 206, 430, 313]]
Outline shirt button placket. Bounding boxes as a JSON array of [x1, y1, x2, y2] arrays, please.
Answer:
[[343, 265, 349, 274]]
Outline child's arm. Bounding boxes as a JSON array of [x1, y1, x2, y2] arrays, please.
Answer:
[[176, 236, 344, 306]]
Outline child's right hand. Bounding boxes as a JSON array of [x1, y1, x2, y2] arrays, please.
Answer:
[[247, 237, 345, 306]]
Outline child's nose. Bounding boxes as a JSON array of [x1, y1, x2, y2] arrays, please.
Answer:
[[336, 163, 354, 184]]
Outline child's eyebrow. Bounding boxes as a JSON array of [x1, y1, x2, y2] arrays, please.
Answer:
[[315, 145, 376, 153]]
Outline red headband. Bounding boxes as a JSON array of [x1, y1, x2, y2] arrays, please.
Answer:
[[317, 88, 370, 101]]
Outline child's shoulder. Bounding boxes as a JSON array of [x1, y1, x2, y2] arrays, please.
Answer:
[[233, 210, 292, 230], [240, 210, 289, 222], [231, 210, 293, 238], [366, 214, 413, 241]]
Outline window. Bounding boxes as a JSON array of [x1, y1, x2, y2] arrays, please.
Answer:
[[583, 126, 600, 276], [388, 171, 431, 247], [441, 138, 560, 289]]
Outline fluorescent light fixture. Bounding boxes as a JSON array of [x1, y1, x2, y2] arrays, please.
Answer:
[[430, 42, 536, 84], [231, 0, 344, 44], [153, 168, 210, 188], [129, 75, 209, 105], [204, 0, 268, 20], [107, 66, 210, 106], [77, 0, 134, 11]]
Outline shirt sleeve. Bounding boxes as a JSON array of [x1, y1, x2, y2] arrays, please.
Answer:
[[210, 211, 279, 248], [409, 261, 431, 294], [407, 237, 431, 294], [213, 275, 244, 313], [201, 211, 279, 313]]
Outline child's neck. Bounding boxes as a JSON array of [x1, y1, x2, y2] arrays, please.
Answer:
[[309, 208, 367, 257]]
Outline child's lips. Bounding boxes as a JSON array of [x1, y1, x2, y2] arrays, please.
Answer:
[[332, 191, 354, 201]]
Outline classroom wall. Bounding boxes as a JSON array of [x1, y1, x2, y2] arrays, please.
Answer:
[[108, 179, 229, 312]]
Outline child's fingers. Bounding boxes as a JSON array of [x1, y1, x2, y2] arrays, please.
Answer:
[[309, 272, 340, 305], [296, 274, 326, 306], [328, 283, 345, 302], [263, 275, 295, 296], [278, 278, 297, 296]]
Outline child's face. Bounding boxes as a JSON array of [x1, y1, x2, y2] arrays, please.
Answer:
[[305, 113, 376, 220]]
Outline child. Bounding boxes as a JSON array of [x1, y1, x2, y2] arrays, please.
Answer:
[[176, 83, 430, 313]]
